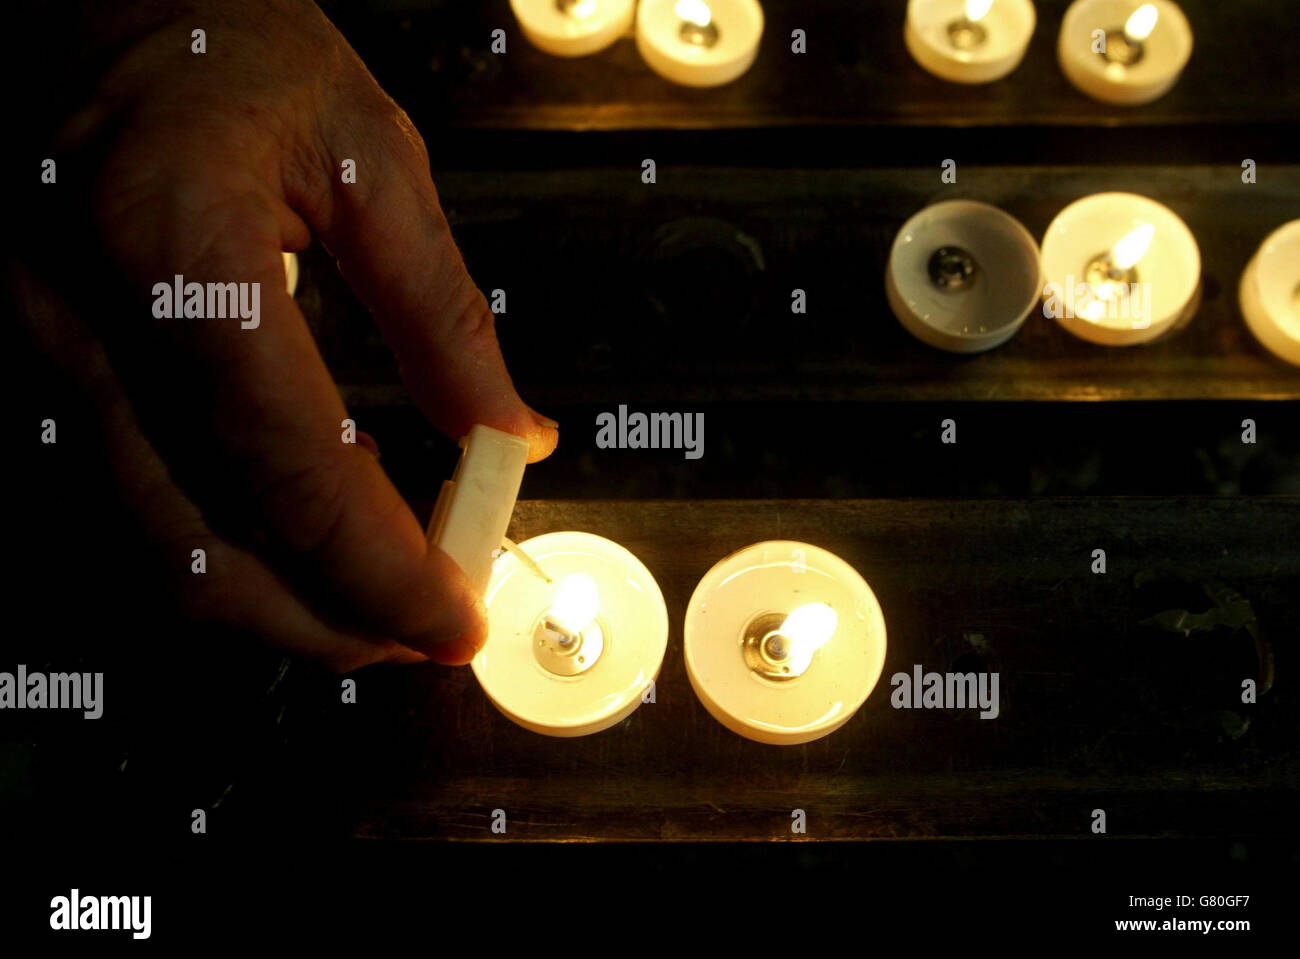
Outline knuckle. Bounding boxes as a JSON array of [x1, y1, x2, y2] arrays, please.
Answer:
[[281, 130, 335, 221], [444, 286, 500, 354], [383, 103, 432, 170], [348, 100, 434, 202]]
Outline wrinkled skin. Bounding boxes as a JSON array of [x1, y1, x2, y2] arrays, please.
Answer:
[[9, 0, 557, 671]]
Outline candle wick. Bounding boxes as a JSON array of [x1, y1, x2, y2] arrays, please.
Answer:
[[501, 537, 552, 583]]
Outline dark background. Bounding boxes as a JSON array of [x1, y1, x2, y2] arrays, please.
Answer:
[[4, 0, 1299, 943]]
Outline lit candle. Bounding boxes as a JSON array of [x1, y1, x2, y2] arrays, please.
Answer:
[[635, 0, 764, 87], [542, 572, 601, 640], [1102, 2, 1159, 66], [904, 0, 1036, 84], [1058, 0, 1193, 105], [1239, 220, 1300, 367], [1040, 192, 1201, 346], [684, 541, 887, 745], [1079, 221, 1154, 319], [475, 531, 668, 737], [510, 0, 635, 57], [885, 199, 1042, 353], [949, 0, 995, 50], [743, 602, 838, 679]]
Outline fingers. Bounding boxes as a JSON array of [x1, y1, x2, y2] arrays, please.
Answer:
[[17, 4, 504, 671], [298, 87, 558, 463], [10, 261, 445, 672], [88, 161, 487, 661]]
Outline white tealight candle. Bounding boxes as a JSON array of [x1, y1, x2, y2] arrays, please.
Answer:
[[510, 0, 635, 57], [1040, 192, 1200, 346], [475, 531, 668, 737], [886, 199, 1042, 353], [684, 541, 887, 746], [1058, 0, 1193, 105], [636, 0, 764, 87], [904, 0, 1036, 84], [1239, 220, 1300, 367]]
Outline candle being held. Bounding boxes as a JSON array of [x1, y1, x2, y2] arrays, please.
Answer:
[[426, 426, 531, 598]]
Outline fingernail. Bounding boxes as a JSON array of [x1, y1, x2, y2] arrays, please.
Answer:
[[356, 430, 381, 458], [532, 411, 559, 430]]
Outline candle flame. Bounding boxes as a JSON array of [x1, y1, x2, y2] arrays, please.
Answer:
[[780, 602, 838, 674], [1124, 3, 1159, 42], [571, 0, 598, 18], [676, 0, 713, 28], [549, 573, 600, 636], [965, 0, 994, 23], [1111, 222, 1156, 270], [1080, 299, 1108, 321]]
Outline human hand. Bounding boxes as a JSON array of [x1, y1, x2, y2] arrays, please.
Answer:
[[10, 0, 557, 671]]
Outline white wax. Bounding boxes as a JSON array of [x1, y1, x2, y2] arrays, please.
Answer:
[[684, 541, 887, 746], [476, 531, 668, 737], [905, 0, 1036, 84], [1040, 191, 1200, 346], [886, 199, 1042, 353], [427, 426, 531, 598], [636, 0, 764, 87], [1239, 220, 1300, 367], [1058, 0, 1193, 105], [510, 0, 634, 57]]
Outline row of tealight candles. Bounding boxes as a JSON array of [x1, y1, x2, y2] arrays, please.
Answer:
[[425, 426, 885, 745], [426, 217, 1296, 746], [511, 0, 764, 86], [405, 222, 1297, 748], [482, 531, 883, 746], [281, 205, 1297, 367], [886, 196, 1300, 366], [908, 0, 1193, 104], [512, 0, 1194, 104]]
